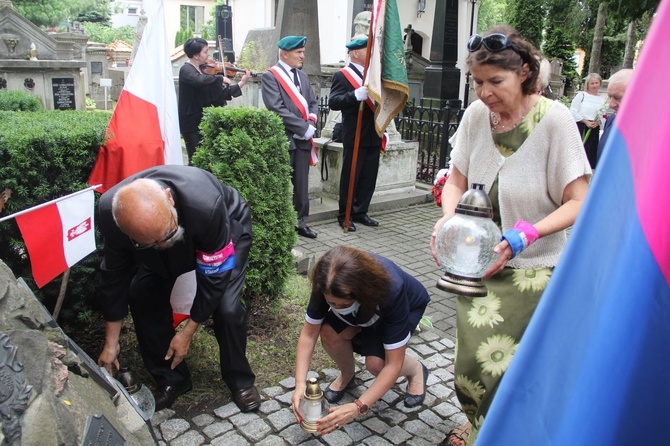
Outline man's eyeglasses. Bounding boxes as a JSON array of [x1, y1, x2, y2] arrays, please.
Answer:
[[467, 34, 526, 61], [131, 212, 179, 250]]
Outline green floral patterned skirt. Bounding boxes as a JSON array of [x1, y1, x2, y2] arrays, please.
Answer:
[[454, 266, 553, 445]]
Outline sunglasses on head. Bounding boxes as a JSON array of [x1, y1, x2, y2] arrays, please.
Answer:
[[467, 33, 527, 61]]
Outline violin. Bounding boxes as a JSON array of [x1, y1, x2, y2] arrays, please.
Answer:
[[199, 60, 259, 78]]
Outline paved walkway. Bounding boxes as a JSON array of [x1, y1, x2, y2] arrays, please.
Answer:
[[152, 202, 467, 446]]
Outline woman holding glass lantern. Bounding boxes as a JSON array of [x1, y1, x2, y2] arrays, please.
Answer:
[[291, 245, 430, 435], [429, 25, 591, 446]]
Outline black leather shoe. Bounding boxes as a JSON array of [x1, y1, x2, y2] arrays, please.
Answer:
[[337, 219, 356, 232], [154, 379, 193, 411], [232, 386, 261, 412], [324, 376, 356, 404], [296, 226, 317, 239], [404, 363, 428, 408], [352, 214, 379, 226]]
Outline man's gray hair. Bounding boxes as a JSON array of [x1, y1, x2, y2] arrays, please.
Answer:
[[608, 68, 634, 89]]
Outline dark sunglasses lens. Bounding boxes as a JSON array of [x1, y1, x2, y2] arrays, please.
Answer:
[[484, 34, 508, 51], [467, 35, 482, 52]]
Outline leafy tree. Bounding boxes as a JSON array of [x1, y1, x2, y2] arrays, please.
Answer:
[[543, 27, 579, 92], [608, 0, 660, 20], [83, 22, 134, 45], [543, 0, 580, 92], [175, 28, 193, 49], [506, 0, 544, 49], [587, 1, 608, 75], [13, 0, 111, 28], [477, 0, 509, 33], [75, 10, 109, 24]]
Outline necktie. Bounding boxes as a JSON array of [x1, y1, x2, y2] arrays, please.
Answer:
[[291, 68, 300, 88]]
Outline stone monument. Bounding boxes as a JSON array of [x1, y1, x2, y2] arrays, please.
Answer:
[[0, 1, 86, 110], [0, 259, 156, 444]]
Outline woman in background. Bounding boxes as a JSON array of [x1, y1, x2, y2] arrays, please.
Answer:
[[570, 72, 606, 168], [178, 37, 251, 164]]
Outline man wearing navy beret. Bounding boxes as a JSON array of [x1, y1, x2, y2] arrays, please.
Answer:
[[261, 36, 319, 239], [329, 36, 383, 231]]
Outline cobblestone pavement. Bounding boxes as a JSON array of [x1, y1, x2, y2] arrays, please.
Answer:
[[153, 203, 467, 445]]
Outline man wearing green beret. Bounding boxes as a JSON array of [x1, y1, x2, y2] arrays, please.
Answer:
[[329, 36, 383, 231], [261, 35, 319, 239]]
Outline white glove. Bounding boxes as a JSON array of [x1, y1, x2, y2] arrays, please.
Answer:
[[354, 86, 368, 101], [303, 125, 316, 140]]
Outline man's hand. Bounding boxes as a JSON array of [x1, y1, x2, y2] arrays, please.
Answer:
[[304, 124, 316, 140], [98, 320, 122, 374], [98, 342, 120, 375], [165, 330, 192, 369], [354, 86, 368, 101], [165, 319, 199, 369]]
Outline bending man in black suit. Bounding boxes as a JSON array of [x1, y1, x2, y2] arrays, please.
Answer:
[[329, 37, 383, 231], [96, 165, 261, 413], [261, 35, 319, 239]]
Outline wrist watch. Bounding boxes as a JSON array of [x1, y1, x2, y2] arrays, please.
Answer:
[[354, 398, 369, 415]]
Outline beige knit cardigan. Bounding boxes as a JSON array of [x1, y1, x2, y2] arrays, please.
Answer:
[[449, 99, 592, 269]]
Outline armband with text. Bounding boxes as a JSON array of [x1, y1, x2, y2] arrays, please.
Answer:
[[196, 240, 236, 275]]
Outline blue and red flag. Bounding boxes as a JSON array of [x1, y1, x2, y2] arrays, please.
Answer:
[[476, 1, 670, 444]]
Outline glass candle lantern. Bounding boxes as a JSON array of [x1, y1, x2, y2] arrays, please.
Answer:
[[117, 366, 156, 419], [298, 377, 329, 433], [434, 183, 502, 297]]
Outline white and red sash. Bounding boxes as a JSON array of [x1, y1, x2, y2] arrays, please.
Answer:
[[268, 66, 319, 165], [339, 66, 389, 152]]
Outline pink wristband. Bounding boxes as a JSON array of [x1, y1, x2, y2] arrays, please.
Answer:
[[513, 220, 539, 246]]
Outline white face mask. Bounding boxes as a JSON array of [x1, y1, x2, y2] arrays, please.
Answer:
[[329, 301, 360, 316]]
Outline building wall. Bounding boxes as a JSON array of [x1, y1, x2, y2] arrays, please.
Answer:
[[110, 0, 143, 28]]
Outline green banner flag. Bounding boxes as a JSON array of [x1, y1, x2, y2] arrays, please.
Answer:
[[365, 0, 409, 136]]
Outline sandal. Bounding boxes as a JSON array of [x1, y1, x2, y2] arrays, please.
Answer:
[[445, 422, 471, 446]]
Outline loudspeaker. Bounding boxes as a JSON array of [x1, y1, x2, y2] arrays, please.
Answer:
[[215, 4, 235, 63]]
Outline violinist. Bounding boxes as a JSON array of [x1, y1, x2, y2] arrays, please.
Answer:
[[178, 37, 251, 164]]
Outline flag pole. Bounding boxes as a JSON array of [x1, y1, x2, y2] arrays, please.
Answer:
[[0, 185, 101, 223], [343, 8, 376, 233], [52, 268, 71, 322]]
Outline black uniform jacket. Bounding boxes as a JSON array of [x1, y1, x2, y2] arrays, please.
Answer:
[[97, 166, 249, 324], [328, 64, 382, 149]]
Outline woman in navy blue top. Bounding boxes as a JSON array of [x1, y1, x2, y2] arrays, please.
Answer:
[[291, 246, 431, 434]]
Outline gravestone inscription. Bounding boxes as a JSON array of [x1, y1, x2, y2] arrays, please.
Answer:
[[52, 77, 76, 110]]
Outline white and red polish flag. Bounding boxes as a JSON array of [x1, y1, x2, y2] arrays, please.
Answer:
[[0, 187, 98, 288], [88, 0, 182, 193]]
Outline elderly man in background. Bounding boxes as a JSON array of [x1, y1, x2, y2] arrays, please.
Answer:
[[96, 165, 261, 413], [261, 36, 319, 239], [597, 68, 634, 164], [329, 36, 384, 231]]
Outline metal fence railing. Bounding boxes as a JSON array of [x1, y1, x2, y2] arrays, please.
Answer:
[[317, 96, 329, 136], [395, 99, 465, 185], [316, 96, 466, 185]]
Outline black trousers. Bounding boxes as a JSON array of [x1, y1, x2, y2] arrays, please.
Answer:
[[182, 131, 201, 165], [128, 214, 255, 392], [338, 144, 381, 219], [577, 121, 600, 169], [290, 148, 311, 228]]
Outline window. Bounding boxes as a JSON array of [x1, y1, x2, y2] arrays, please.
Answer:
[[180, 5, 204, 33], [127, 7, 138, 15]]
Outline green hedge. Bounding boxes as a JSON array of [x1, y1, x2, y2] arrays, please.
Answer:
[[0, 90, 43, 111], [193, 106, 297, 300], [0, 110, 111, 321]]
